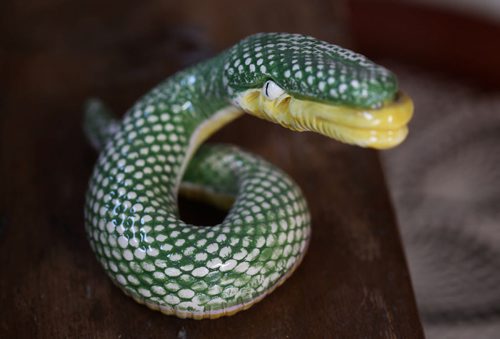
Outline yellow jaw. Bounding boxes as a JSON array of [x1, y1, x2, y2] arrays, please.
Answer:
[[235, 89, 413, 149]]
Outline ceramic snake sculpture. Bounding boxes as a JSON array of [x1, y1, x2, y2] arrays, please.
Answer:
[[84, 33, 413, 319]]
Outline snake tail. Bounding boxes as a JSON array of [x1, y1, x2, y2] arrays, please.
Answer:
[[84, 98, 120, 150]]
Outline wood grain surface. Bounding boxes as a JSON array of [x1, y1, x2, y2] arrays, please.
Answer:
[[0, 0, 423, 337]]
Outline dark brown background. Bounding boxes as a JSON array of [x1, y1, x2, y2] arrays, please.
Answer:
[[6, 0, 489, 337]]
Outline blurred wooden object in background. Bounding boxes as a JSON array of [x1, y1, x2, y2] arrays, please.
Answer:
[[349, 0, 500, 89]]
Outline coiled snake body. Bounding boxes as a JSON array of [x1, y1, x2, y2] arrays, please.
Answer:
[[84, 33, 413, 319]]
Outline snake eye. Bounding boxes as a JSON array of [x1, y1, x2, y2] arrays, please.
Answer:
[[262, 80, 285, 100]]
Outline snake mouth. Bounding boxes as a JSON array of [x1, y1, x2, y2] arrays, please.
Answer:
[[235, 89, 413, 149]]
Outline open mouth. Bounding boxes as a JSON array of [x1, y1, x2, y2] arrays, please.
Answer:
[[236, 89, 413, 149]]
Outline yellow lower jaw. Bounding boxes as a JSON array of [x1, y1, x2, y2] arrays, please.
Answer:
[[235, 89, 413, 149]]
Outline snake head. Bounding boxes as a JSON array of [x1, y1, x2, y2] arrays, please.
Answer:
[[224, 33, 413, 149]]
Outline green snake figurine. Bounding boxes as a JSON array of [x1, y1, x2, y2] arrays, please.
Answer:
[[84, 33, 413, 319]]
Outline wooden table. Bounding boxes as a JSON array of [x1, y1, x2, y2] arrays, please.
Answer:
[[0, 0, 423, 337]]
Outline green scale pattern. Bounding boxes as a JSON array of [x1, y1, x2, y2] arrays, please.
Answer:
[[84, 33, 397, 317]]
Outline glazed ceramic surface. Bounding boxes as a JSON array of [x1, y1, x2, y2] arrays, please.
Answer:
[[84, 33, 413, 319]]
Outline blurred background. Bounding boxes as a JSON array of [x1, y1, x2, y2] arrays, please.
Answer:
[[350, 1, 500, 338], [1, 0, 499, 337]]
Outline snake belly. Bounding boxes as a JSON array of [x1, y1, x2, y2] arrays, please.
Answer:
[[84, 33, 412, 319]]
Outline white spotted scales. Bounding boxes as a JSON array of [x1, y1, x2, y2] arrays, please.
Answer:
[[84, 33, 408, 319]]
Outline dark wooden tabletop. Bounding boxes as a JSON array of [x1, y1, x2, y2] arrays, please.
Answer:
[[0, 0, 423, 337]]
